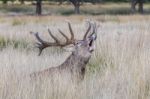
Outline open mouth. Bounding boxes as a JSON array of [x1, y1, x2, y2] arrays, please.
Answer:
[[88, 33, 97, 52], [89, 40, 95, 52], [89, 39, 93, 47]]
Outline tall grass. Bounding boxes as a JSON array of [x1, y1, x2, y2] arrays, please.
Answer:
[[0, 17, 150, 99]]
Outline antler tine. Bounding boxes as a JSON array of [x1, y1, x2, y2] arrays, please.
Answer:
[[37, 45, 43, 56], [68, 22, 74, 40], [83, 22, 91, 40], [31, 32, 46, 44], [58, 29, 69, 42], [31, 32, 51, 55], [48, 29, 60, 43], [92, 23, 96, 34]]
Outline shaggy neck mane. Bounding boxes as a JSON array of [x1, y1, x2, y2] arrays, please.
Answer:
[[59, 52, 90, 70]]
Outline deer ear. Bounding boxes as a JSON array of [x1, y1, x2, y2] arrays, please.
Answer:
[[63, 45, 75, 52]]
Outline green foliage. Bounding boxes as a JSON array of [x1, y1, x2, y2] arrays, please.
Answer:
[[0, 5, 34, 15], [104, 0, 129, 2], [10, 7, 30, 13], [59, 9, 74, 15], [60, 7, 131, 15], [0, 0, 150, 4], [1, 0, 8, 4]]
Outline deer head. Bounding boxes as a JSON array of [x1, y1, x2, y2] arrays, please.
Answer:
[[31, 22, 97, 59]]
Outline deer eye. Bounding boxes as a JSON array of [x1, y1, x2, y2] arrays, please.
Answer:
[[77, 42, 82, 47], [76, 40, 83, 45]]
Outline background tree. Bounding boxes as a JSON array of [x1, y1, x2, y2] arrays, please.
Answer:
[[36, 0, 42, 15], [91, 0, 101, 4], [131, 0, 144, 13], [19, 0, 25, 4], [2, 0, 8, 4], [69, 0, 81, 14], [58, 0, 63, 5]]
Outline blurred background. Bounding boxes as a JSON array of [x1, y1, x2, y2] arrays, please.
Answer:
[[0, 0, 149, 16]]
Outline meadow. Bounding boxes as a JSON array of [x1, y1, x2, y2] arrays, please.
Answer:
[[0, 3, 150, 99]]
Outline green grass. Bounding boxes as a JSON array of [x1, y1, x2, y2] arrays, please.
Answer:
[[0, 35, 29, 49], [0, 4, 35, 15], [12, 18, 27, 26]]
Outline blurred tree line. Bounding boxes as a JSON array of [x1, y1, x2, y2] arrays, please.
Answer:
[[0, 0, 147, 14], [1, 0, 149, 4]]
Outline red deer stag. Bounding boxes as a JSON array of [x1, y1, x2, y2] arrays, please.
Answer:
[[30, 22, 97, 82]]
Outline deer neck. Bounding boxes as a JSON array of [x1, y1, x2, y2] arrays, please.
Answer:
[[59, 52, 91, 81], [60, 52, 91, 72]]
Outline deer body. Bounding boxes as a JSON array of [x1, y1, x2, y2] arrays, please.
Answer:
[[31, 53, 90, 81], [30, 22, 97, 82]]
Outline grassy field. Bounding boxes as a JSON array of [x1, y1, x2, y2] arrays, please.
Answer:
[[0, 3, 150, 99]]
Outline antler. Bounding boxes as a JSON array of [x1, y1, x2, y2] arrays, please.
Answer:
[[31, 22, 75, 55], [83, 22, 97, 40], [83, 22, 92, 40]]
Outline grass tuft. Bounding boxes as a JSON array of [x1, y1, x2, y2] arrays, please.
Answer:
[[12, 19, 25, 26], [0, 35, 29, 49]]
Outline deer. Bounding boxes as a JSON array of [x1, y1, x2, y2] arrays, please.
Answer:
[[30, 22, 97, 82]]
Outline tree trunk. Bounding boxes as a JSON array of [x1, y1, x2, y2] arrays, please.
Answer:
[[131, 0, 137, 13], [131, 0, 144, 13], [36, 0, 42, 15], [92, 0, 96, 5], [138, 0, 143, 13], [74, 5, 80, 14], [58, 0, 63, 5], [20, 0, 25, 4], [80, 0, 84, 5], [69, 0, 80, 14]]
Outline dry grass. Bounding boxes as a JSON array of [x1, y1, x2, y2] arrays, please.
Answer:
[[0, 15, 150, 99]]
